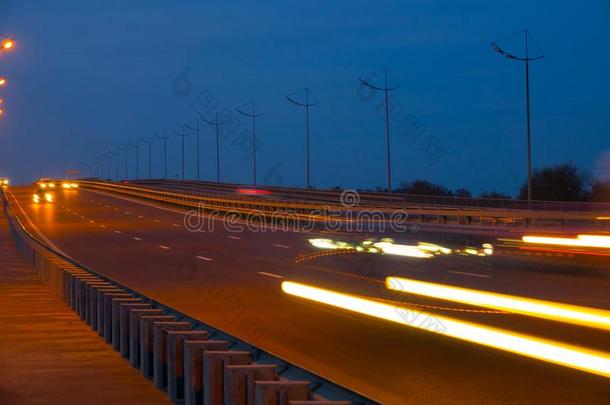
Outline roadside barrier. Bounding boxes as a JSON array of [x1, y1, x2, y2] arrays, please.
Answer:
[[1, 191, 377, 405]]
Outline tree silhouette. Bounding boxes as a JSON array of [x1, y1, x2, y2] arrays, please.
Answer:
[[518, 163, 590, 201]]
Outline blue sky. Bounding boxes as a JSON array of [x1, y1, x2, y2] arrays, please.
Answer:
[[1, 0, 609, 195]]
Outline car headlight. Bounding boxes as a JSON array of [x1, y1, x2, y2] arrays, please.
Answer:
[[33, 194, 40, 203], [62, 183, 70, 189], [49, 183, 55, 188], [70, 183, 79, 188], [44, 193, 53, 202], [40, 183, 47, 189]]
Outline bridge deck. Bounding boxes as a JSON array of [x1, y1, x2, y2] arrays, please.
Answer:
[[0, 213, 170, 405]]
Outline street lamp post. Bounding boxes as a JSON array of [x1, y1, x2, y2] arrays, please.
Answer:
[[155, 131, 170, 179], [141, 137, 154, 179], [0, 35, 15, 119], [286, 89, 318, 188], [236, 101, 262, 185], [491, 30, 545, 202], [359, 67, 399, 193], [185, 119, 202, 181], [130, 140, 140, 179], [172, 127, 190, 180], [201, 113, 225, 183]]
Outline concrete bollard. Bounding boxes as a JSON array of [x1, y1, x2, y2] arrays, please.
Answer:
[[224, 364, 277, 405], [254, 381, 310, 405], [128, 309, 165, 366], [166, 330, 208, 402], [139, 315, 176, 378], [110, 298, 142, 349], [184, 340, 229, 405], [152, 322, 191, 389], [119, 303, 152, 358], [202, 351, 251, 405], [95, 290, 127, 336]]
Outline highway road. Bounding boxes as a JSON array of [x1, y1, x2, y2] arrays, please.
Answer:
[[6, 186, 610, 404]]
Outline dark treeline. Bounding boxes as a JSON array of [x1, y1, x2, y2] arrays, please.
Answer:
[[360, 163, 610, 202]]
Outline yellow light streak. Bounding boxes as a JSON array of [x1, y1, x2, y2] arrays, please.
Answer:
[[373, 241, 433, 258], [386, 276, 610, 331], [523, 234, 610, 249], [282, 281, 610, 378]]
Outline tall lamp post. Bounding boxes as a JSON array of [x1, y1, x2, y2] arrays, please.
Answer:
[[491, 30, 545, 202], [236, 101, 262, 185], [359, 67, 399, 193], [172, 127, 190, 180], [201, 113, 224, 183], [184, 119, 202, 181], [286, 89, 317, 188], [0, 34, 15, 118], [155, 131, 170, 179], [141, 136, 154, 179], [130, 140, 141, 179]]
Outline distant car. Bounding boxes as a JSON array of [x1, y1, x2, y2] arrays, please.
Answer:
[[33, 187, 54, 203], [37, 178, 56, 189], [61, 181, 79, 189]]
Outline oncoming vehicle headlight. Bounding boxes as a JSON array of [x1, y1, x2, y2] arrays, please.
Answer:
[[70, 183, 79, 188], [33, 194, 40, 203], [62, 182, 70, 189], [44, 193, 53, 202]]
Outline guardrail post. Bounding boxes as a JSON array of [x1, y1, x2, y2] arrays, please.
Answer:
[[83, 281, 113, 325], [202, 350, 251, 405], [152, 321, 191, 389], [102, 293, 133, 342], [184, 340, 229, 405], [129, 309, 164, 367], [166, 330, 208, 401], [140, 316, 176, 378], [111, 298, 143, 349], [224, 364, 277, 405], [253, 381, 310, 405], [95, 289, 126, 335], [119, 303, 153, 358], [288, 399, 351, 405]]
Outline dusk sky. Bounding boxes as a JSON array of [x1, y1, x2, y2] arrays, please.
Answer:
[[1, 1, 609, 195]]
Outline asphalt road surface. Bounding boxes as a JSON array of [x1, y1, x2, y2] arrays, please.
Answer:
[[7, 186, 610, 404]]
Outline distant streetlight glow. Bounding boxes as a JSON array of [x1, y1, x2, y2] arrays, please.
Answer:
[[0, 77, 6, 86], [1, 39, 14, 50]]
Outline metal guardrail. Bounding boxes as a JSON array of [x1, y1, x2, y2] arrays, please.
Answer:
[[1, 189, 377, 405], [130, 178, 610, 213], [76, 180, 608, 228]]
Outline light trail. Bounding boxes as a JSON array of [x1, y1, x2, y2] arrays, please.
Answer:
[[522, 234, 610, 249], [386, 276, 610, 331], [281, 281, 610, 378]]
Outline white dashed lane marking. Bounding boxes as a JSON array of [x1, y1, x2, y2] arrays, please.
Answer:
[[196, 256, 213, 261], [272, 244, 290, 249], [114, 230, 122, 234], [228, 236, 242, 240], [257, 272, 284, 279], [133, 237, 141, 241], [172, 224, 181, 227], [448, 270, 491, 278], [159, 245, 170, 250]]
